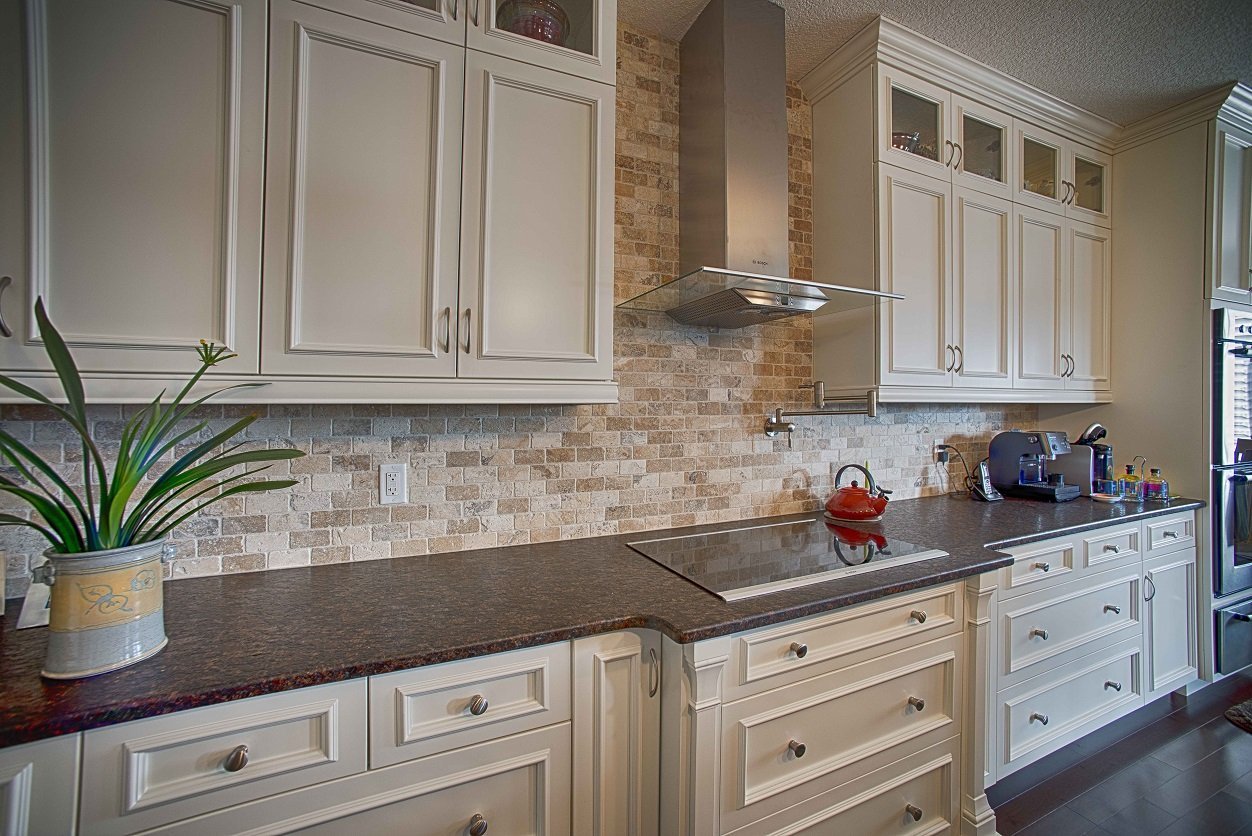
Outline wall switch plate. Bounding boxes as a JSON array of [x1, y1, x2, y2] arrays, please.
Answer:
[[379, 463, 407, 505]]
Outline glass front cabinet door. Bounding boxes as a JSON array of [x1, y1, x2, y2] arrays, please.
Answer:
[[953, 96, 1014, 200], [1015, 124, 1066, 213], [1065, 145, 1112, 228], [878, 67, 954, 180], [468, 0, 616, 84]]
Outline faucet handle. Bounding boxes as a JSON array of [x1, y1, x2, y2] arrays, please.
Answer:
[[798, 380, 825, 410]]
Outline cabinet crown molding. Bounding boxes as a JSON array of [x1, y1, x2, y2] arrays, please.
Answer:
[[1116, 82, 1252, 152], [798, 16, 1121, 152]]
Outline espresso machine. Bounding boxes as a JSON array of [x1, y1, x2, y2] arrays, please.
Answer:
[[1051, 423, 1115, 496], [987, 430, 1082, 502]]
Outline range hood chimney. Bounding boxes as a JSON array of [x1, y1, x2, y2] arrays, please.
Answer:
[[617, 0, 900, 329]]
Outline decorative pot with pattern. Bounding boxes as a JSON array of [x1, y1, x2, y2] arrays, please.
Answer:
[[32, 540, 175, 679]]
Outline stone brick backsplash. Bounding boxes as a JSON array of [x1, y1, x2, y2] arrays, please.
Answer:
[[1, 25, 1035, 599]]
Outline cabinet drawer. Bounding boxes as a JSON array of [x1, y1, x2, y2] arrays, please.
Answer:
[[144, 724, 572, 836], [721, 636, 961, 832], [1145, 512, 1196, 556], [1080, 525, 1141, 571], [726, 736, 959, 836], [369, 642, 571, 768], [1001, 569, 1140, 684], [728, 585, 961, 698], [81, 680, 368, 835], [999, 537, 1076, 598], [999, 638, 1143, 775]]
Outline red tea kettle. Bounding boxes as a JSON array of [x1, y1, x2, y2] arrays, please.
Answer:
[[824, 464, 891, 522]]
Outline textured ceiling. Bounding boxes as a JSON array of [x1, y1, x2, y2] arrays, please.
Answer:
[[617, 0, 1252, 126]]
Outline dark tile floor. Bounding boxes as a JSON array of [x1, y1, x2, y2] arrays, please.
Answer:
[[989, 673, 1252, 835]]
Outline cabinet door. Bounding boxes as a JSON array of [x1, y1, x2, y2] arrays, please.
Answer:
[[1066, 143, 1112, 228], [468, 0, 616, 85], [300, 0, 467, 45], [877, 165, 953, 387], [573, 631, 660, 836], [1014, 205, 1066, 389], [877, 67, 953, 181], [261, 0, 463, 378], [0, 734, 80, 836], [458, 52, 613, 380], [1144, 550, 1198, 702], [952, 96, 1014, 200], [952, 188, 1013, 388], [1015, 123, 1067, 216], [1210, 121, 1252, 304], [2, 0, 265, 374], [1065, 220, 1112, 391]]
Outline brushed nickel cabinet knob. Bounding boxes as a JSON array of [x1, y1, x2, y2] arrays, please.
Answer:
[[468, 813, 488, 836], [468, 694, 489, 716], [906, 803, 923, 822], [1029, 628, 1050, 640], [223, 744, 249, 773], [910, 609, 928, 624], [1104, 604, 1121, 615], [908, 696, 926, 712], [1030, 712, 1049, 725], [1105, 680, 1123, 691], [788, 739, 807, 758], [789, 641, 809, 659], [1032, 561, 1051, 572]]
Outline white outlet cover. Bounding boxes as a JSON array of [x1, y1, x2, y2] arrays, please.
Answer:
[[379, 463, 407, 505]]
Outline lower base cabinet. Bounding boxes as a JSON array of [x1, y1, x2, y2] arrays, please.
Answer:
[[0, 735, 80, 836]]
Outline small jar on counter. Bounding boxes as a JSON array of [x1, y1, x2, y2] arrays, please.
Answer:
[[1119, 464, 1144, 502], [1143, 468, 1170, 502]]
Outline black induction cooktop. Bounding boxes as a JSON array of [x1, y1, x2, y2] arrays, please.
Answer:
[[627, 515, 948, 601]]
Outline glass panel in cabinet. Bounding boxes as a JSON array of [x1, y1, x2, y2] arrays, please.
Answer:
[[492, 0, 596, 57], [403, 0, 439, 10], [890, 86, 941, 163], [1073, 156, 1106, 214], [962, 115, 1005, 183], [1022, 137, 1058, 199]]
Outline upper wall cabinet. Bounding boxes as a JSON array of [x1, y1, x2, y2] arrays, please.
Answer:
[[468, 0, 616, 85], [0, 0, 266, 375], [1016, 123, 1112, 228], [1210, 120, 1252, 304], [0, 0, 618, 402]]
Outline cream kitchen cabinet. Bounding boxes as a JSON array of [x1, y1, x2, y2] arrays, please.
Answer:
[[1209, 120, 1252, 304], [1013, 206, 1111, 393], [1015, 123, 1112, 228], [871, 165, 1013, 390], [0, 0, 266, 376], [1142, 516, 1199, 703], [0, 734, 79, 836], [468, 0, 616, 86]]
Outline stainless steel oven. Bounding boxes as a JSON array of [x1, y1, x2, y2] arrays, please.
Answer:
[[1214, 309, 1252, 599]]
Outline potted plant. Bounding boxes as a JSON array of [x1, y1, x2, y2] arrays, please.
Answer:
[[0, 301, 303, 679]]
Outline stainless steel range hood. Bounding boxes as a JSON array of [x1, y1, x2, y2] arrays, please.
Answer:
[[616, 0, 901, 329]]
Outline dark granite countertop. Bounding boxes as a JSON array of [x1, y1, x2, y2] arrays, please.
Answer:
[[0, 494, 1203, 747]]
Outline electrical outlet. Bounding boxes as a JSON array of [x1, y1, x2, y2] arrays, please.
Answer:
[[379, 463, 407, 505], [933, 438, 948, 463]]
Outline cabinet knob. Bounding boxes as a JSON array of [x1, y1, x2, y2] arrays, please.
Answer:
[[910, 609, 928, 624], [906, 803, 924, 822], [468, 813, 488, 836], [223, 744, 249, 773], [1029, 627, 1050, 640], [468, 694, 489, 716], [908, 696, 926, 712], [1032, 561, 1051, 573], [788, 739, 807, 759], [1103, 544, 1120, 554], [1163, 530, 1180, 539], [1104, 604, 1121, 615], [1105, 680, 1123, 692], [1030, 712, 1050, 725], [789, 641, 809, 659]]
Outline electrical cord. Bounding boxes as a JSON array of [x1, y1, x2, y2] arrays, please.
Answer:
[[936, 444, 974, 497]]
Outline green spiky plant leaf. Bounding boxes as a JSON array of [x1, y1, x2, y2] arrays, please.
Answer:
[[0, 298, 303, 553]]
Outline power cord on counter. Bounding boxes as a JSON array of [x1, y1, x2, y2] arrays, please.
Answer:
[[935, 444, 975, 497]]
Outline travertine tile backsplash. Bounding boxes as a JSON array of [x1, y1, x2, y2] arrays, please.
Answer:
[[1, 25, 1035, 598]]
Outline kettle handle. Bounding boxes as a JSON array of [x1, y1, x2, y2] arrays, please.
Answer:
[[834, 463, 877, 495]]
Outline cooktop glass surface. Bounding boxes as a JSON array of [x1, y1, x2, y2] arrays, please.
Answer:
[[627, 516, 947, 601]]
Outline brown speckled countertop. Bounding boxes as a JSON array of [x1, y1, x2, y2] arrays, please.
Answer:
[[0, 494, 1203, 747]]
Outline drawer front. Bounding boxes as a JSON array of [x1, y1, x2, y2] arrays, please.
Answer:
[[1080, 525, 1141, 572], [1000, 538, 1076, 598], [721, 636, 960, 831], [1000, 639, 1143, 774], [144, 724, 572, 836], [369, 642, 571, 767], [1145, 512, 1196, 556], [730, 585, 961, 697], [726, 736, 958, 836], [1002, 569, 1140, 680], [81, 680, 368, 835]]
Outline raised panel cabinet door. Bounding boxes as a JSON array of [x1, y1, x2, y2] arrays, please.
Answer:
[[572, 631, 660, 836], [951, 96, 1014, 201], [952, 187, 1013, 388], [1066, 220, 1112, 391], [1013, 205, 1066, 389], [2, 0, 265, 374], [458, 52, 613, 381], [1210, 121, 1252, 304], [1065, 142, 1112, 228], [0, 734, 80, 836], [262, 0, 463, 377], [876, 164, 953, 387], [467, 0, 616, 85], [1144, 550, 1199, 702], [877, 66, 953, 182], [298, 0, 467, 45]]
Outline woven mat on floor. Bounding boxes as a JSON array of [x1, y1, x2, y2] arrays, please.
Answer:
[[1226, 698, 1252, 733]]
